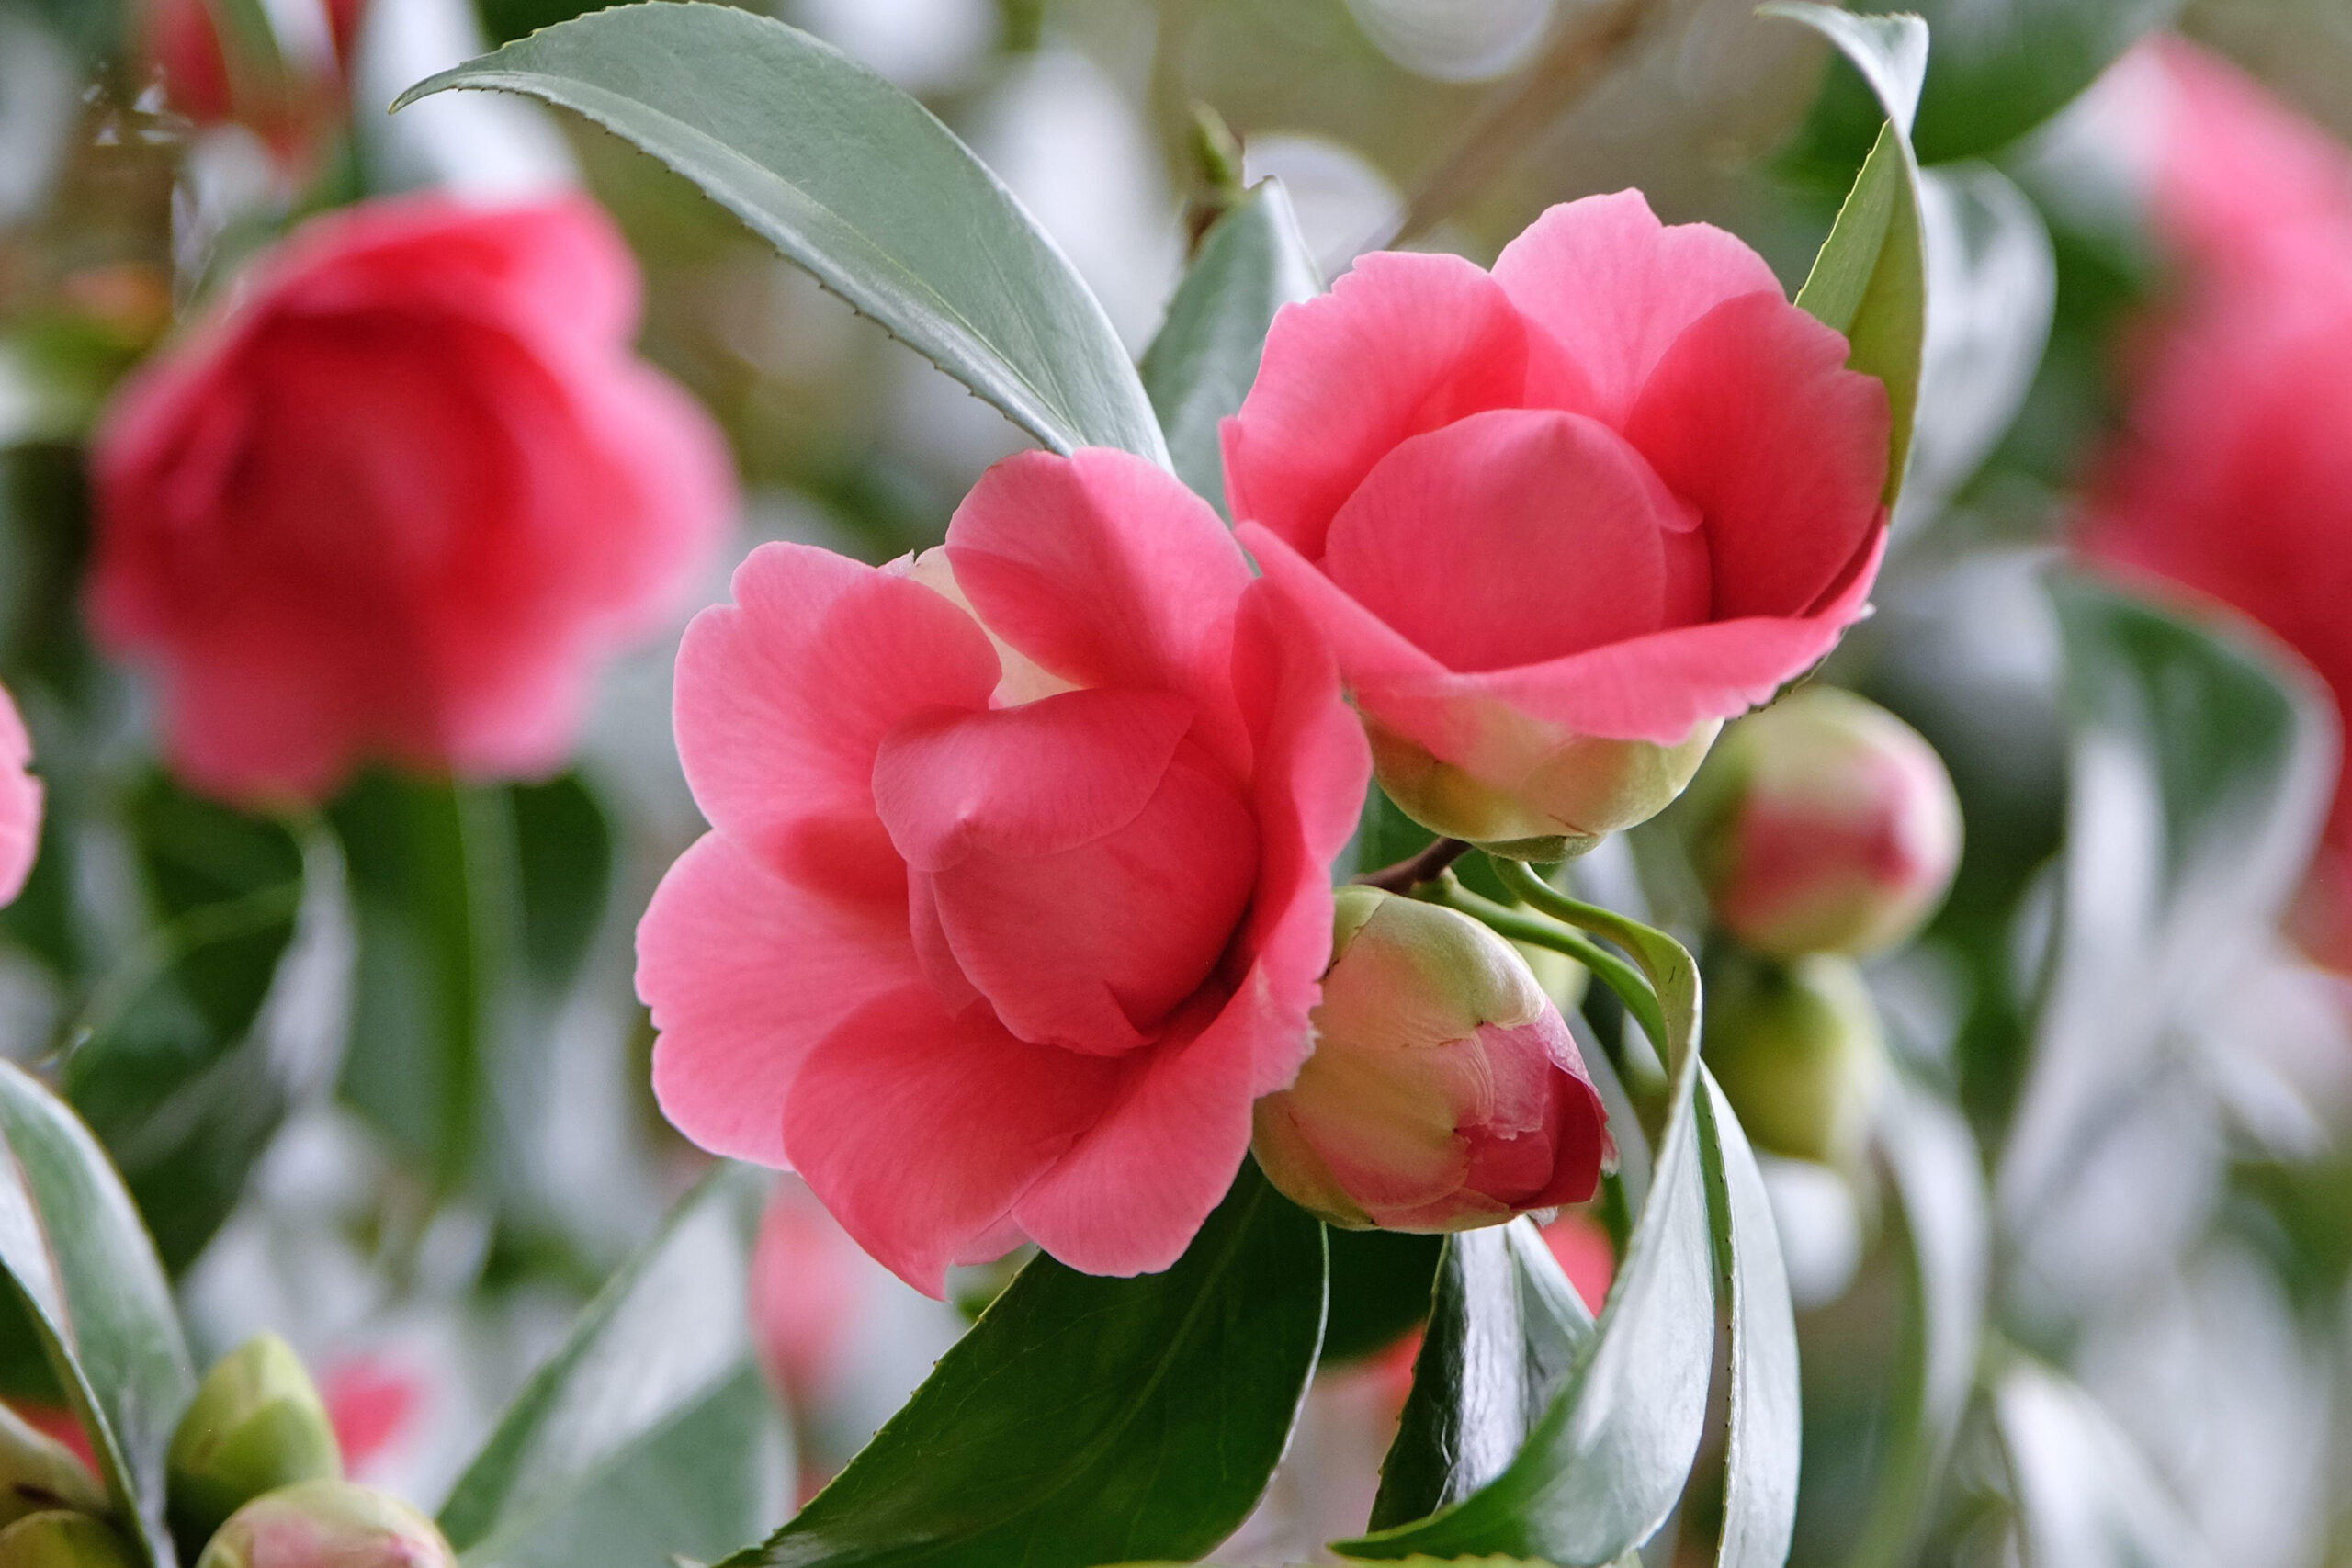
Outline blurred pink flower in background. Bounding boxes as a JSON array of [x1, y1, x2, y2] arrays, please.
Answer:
[[1227, 191, 1890, 853], [90, 195, 733, 805], [749, 1179, 870, 1416], [145, 0, 370, 163], [0, 683, 40, 908], [2077, 41, 2352, 967], [316, 1357, 424, 1484], [639, 447, 1367, 1296]]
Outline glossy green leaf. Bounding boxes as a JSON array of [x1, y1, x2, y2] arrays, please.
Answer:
[[1844, 1077, 1988, 1568], [508, 773, 612, 1001], [729, 1160, 1324, 1568], [1321, 1224, 1442, 1366], [1696, 1069, 1801, 1568], [2001, 576, 2335, 1258], [442, 1167, 786, 1568], [1992, 1359, 2208, 1568], [1340, 872, 1716, 1565], [62, 777, 306, 1273], [1804, 0, 2183, 166], [399, 2, 1168, 467], [1770, 4, 1930, 506], [1367, 1220, 1593, 1531], [1140, 180, 1319, 513], [0, 1061, 196, 1567], [329, 775, 513, 1195]]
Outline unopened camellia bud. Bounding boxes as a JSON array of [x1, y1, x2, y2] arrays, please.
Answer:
[[1253, 887, 1612, 1231], [0, 1406, 104, 1529], [167, 1336, 341, 1550], [1681, 687, 1961, 958], [1703, 952, 1886, 1166], [0, 1513, 137, 1568], [193, 1482, 454, 1568]]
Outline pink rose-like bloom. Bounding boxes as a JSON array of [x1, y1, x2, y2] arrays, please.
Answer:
[[1226, 191, 1892, 856], [0, 684, 40, 908], [638, 448, 1369, 1295], [2076, 43, 2352, 965], [1683, 686, 1962, 959], [91, 195, 732, 806], [1251, 887, 1610, 1232]]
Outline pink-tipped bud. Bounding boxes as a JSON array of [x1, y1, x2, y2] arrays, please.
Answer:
[[1683, 688, 1962, 958], [1253, 887, 1612, 1232], [192, 1482, 454, 1568]]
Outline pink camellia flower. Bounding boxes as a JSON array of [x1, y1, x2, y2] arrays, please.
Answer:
[[91, 195, 732, 805], [2076, 43, 2352, 966], [1680, 686, 1962, 959], [147, 0, 369, 164], [749, 1178, 873, 1412], [1225, 191, 1892, 857], [1250, 887, 1610, 1232], [0, 684, 40, 908], [638, 448, 1369, 1295]]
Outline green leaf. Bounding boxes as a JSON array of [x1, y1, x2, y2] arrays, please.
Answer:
[[398, 2, 1168, 467], [1140, 180, 1320, 513], [1320, 1224, 1442, 1366], [1366, 1220, 1593, 1531], [329, 774, 514, 1195], [1991, 1359, 2208, 1568], [1340, 875, 1717, 1565], [1843, 1077, 1988, 1568], [1804, 0, 2183, 166], [729, 1160, 1324, 1568], [441, 1167, 786, 1568], [2002, 575, 2335, 1251], [508, 773, 612, 1002], [62, 777, 307, 1273], [1770, 4, 1931, 507], [0, 1061, 197, 1568]]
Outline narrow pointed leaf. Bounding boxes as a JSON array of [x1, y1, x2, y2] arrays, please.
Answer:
[[1140, 180, 1320, 512], [1340, 879, 1716, 1564], [0, 1062, 196, 1567], [1769, 4, 1930, 505], [398, 2, 1167, 466], [1992, 1360, 2210, 1568], [727, 1161, 1324, 1568], [441, 1167, 786, 1568]]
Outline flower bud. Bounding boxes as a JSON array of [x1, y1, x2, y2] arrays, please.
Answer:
[[1254, 888, 1611, 1231], [0, 1407, 103, 1529], [167, 1336, 341, 1550], [1681, 688, 1961, 957], [1703, 952, 1886, 1166], [0, 1514, 137, 1568], [1368, 715, 1721, 863], [193, 1483, 454, 1568]]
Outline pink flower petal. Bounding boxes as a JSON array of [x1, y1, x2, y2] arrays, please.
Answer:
[[1624, 291, 1890, 621], [783, 987, 1123, 1296], [1221, 252, 1530, 560], [945, 448, 1255, 771], [1321, 409, 1695, 673], [1012, 995, 1260, 1278], [0, 686, 39, 908], [673, 543, 1000, 879], [1491, 190, 1785, 424], [640, 830, 917, 1168], [871, 688, 1196, 871]]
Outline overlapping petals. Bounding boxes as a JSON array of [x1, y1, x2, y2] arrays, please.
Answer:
[[641, 449, 1368, 1293], [1226, 189, 1892, 850]]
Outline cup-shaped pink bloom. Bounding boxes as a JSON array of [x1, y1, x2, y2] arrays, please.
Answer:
[[638, 448, 1370, 1295], [0, 686, 40, 910], [1225, 191, 1892, 858], [1681, 687, 1961, 958], [90, 195, 733, 806], [1251, 887, 1610, 1232]]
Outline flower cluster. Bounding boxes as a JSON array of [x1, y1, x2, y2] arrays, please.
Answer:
[[640, 192, 1894, 1292]]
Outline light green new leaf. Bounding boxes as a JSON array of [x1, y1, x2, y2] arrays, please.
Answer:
[[399, 2, 1167, 467], [1140, 180, 1320, 513], [1768, 4, 1930, 506], [441, 1167, 786, 1568], [1843, 1077, 1988, 1568], [1340, 873, 1716, 1566], [0, 1063, 196, 1567], [728, 1161, 1323, 1568]]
